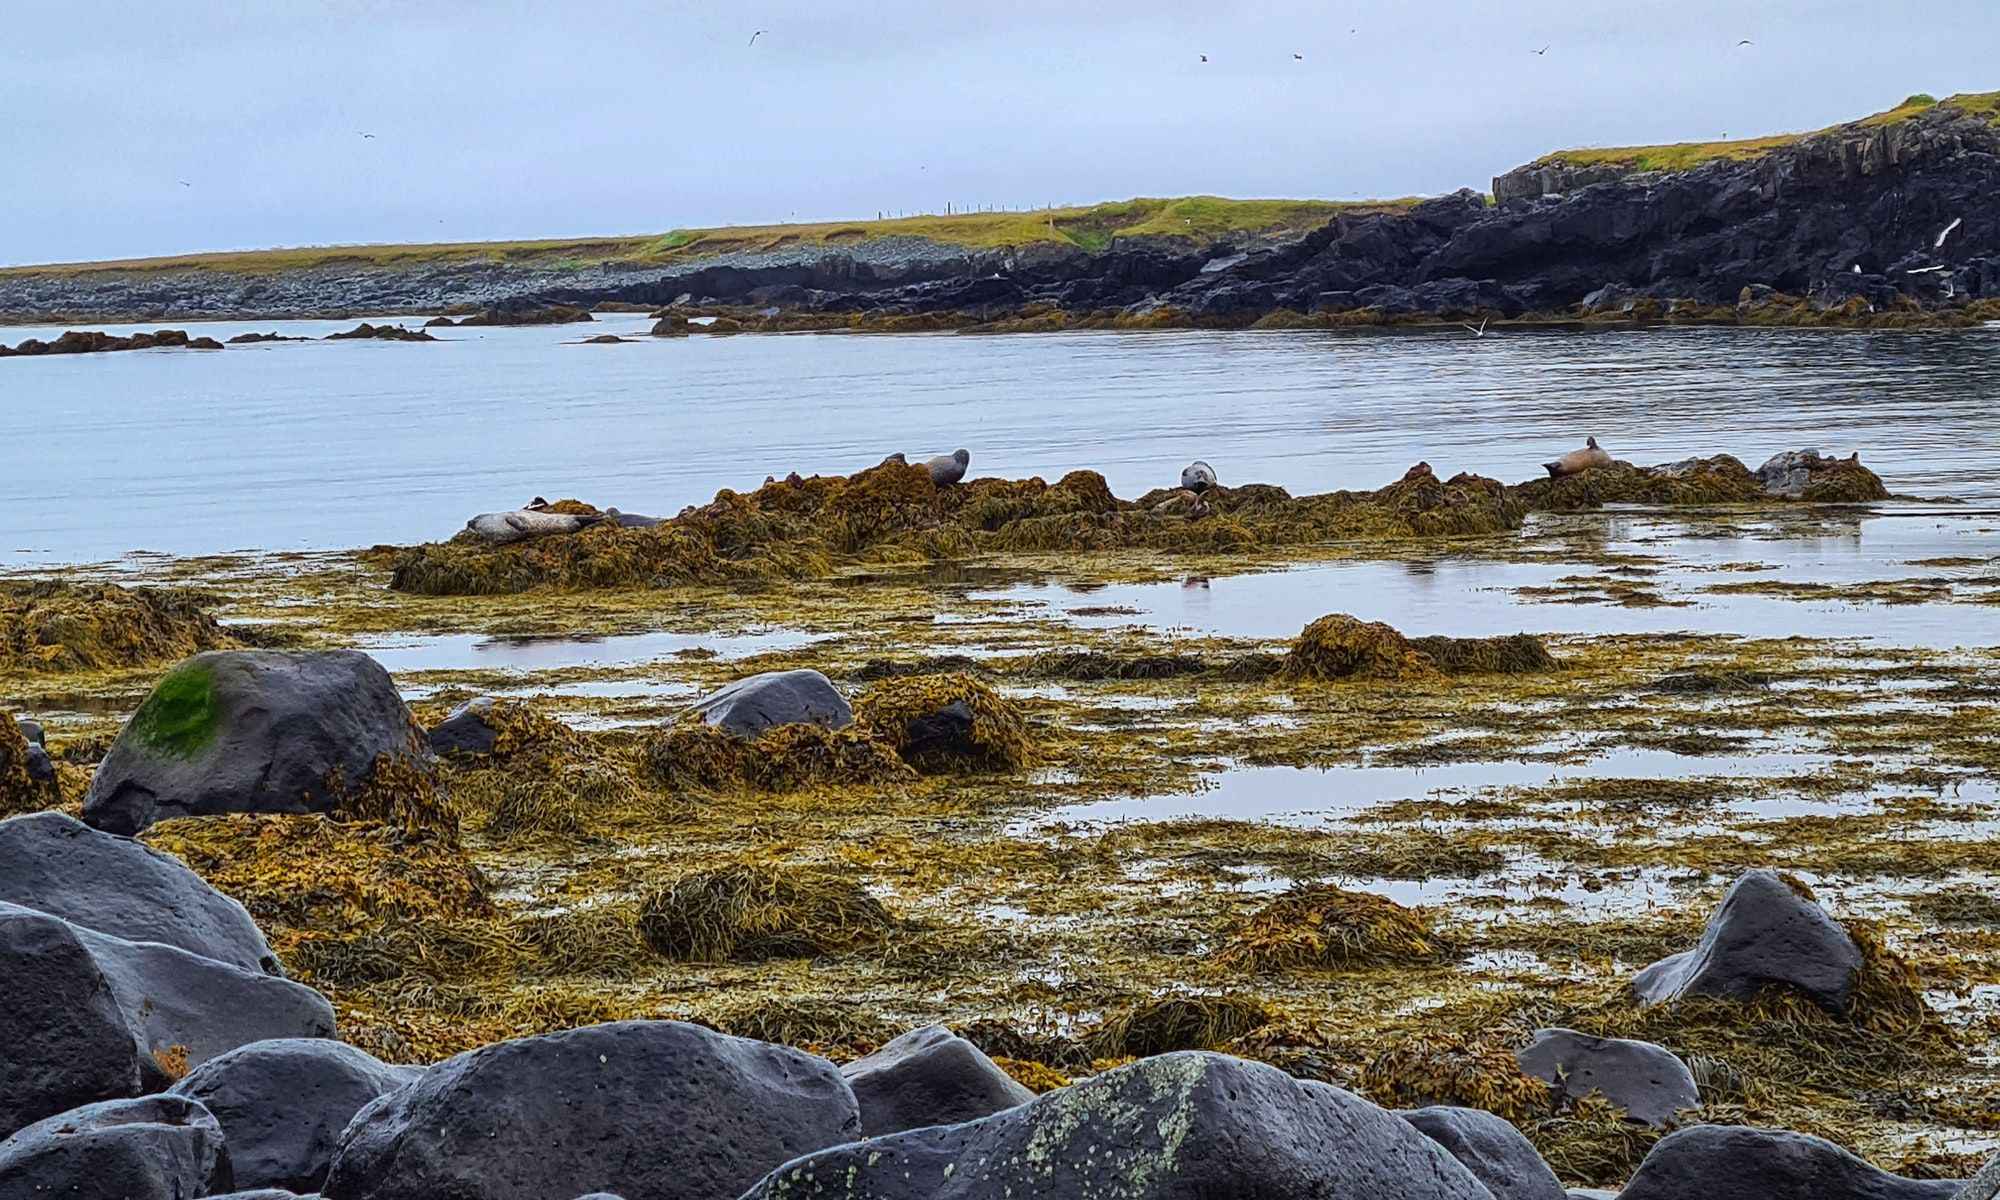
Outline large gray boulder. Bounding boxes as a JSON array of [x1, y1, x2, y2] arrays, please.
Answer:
[[688, 669, 852, 739], [0, 1095, 233, 1200], [0, 811, 281, 974], [1619, 1125, 1959, 1200], [1401, 1106, 1566, 1200], [1517, 1028, 1700, 1128], [740, 1052, 1494, 1200], [83, 650, 435, 836], [840, 1025, 1033, 1137], [171, 1039, 421, 1193], [0, 910, 149, 1139], [1633, 870, 1863, 1013], [322, 1020, 859, 1200], [0, 902, 335, 1083]]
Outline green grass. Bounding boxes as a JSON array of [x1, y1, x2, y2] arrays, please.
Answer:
[[1533, 90, 1998, 173], [2, 196, 1409, 279]]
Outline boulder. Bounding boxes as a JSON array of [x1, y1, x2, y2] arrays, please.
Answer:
[[1633, 870, 1863, 1013], [0, 910, 149, 1139], [1618, 1124, 1959, 1200], [171, 1039, 421, 1192], [0, 811, 281, 974], [0, 902, 336, 1081], [2, 712, 57, 813], [322, 1020, 859, 1200], [427, 696, 500, 756], [840, 1025, 1034, 1137], [0, 1095, 233, 1200], [1400, 1106, 1567, 1200], [83, 650, 436, 837], [687, 669, 852, 739], [739, 1052, 1494, 1200], [1517, 1028, 1699, 1128]]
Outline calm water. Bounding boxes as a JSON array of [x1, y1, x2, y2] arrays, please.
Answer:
[[5, 316, 2000, 563]]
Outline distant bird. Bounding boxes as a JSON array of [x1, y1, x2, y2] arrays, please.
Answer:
[[1937, 217, 1963, 249], [1737, 39, 1753, 46], [1293, 52, 1304, 60], [748, 29, 764, 45], [359, 132, 375, 139], [1461, 317, 1489, 337], [1534, 45, 1550, 55], [177, 180, 191, 188], [1200, 54, 1208, 62]]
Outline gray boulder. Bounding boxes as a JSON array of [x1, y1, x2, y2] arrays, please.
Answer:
[[1518, 1028, 1700, 1128], [0, 1095, 233, 1200], [0, 910, 148, 1139], [740, 1052, 1493, 1200], [1401, 1106, 1567, 1200], [171, 1038, 421, 1192], [1633, 870, 1863, 1013], [83, 650, 435, 836], [427, 696, 500, 756], [688, 669, 852, 739], [14, 718, 43, 746], [0, 811, 280, 974], [1618, 1125, 1959, 1200], [840, 1025, 1033, 1137], [322, 1020, 859, 1200], [0, 902, 335, 1081]]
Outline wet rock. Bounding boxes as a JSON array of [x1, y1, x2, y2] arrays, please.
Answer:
[[1517, 1028, 1699, 1128], [688, 668, 852, 739], [0, 328, 225, 355], [171, 1039, 421, 1193], [0, 910, 148, 1139], [206, 1192, 312, 1199], [83, 650, 436, 837], [740, 1051, 1492, 1200], [581, 333, 630, 343], [2, 711, 58, 814], [0, 1095, 233, 1200], [422, 316, 457, 327], [1617, 1124, 1959, 1200], [18, 719, 55, 784], [0, 902, 336, 1080], [0, 811, 281, 974], [227, 332, 310, 343], [427, 696, 500, 756], [841, 1025, 1033, 1137], [1633, 869, 1862, 1013], [322, 1020, 859, 1200], [324, 323, 435, 342], [1400, 1106, 1567, 1200], [455, 301, 594, 326], [1753, 449, 1889, 501]]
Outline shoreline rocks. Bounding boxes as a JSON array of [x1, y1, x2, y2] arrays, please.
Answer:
[[0, 1095, 234, 1200], [1634, 869, 1863, 1014], [689, 668, 853, 739], [840, 1025, 1033, 1137], [0, 328, 223, 356], [1516, 1028, 1699, 1129]]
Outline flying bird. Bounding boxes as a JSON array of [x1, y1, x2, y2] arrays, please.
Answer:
[[1461, 317, 1489, 337], [177, 180, 191, 188], [1534, 45, 1550, 55], [359, 132, 375, 139], [748, 29, 764, 45], [1293, 52, 1304, 60], [1737, 39, 1753, 46], [1200, 54, 1207, 62]]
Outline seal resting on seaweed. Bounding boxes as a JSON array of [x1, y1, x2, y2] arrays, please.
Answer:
[[1544, 437, 1612, 478], [603, 507, 663, 528], [463, 506, 604, 545], [1180, 461, 1217, 495], [926, 449, 970, 486]]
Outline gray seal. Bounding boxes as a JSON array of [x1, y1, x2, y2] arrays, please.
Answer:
[[926, 449, 970, 486], [603, 507, 663, 528], [1544, 436, 1612, 478], [1180, 461, 1217, 494], [463, 506, 603, 544]]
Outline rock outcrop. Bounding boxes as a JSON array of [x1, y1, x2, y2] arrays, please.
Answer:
[[1633, 869, 1863, 1014], [1516, 1028, 1699, 1128], [1400, 1106, 1567, 1200], [1617, 1124, 1960, 1200], [840, 1025, 1034, 1137], [687, 669, 853, 739]]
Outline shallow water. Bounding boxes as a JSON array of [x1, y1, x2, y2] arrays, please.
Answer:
[[8, 318, 2000, 562], [356, 628, 820, 674]]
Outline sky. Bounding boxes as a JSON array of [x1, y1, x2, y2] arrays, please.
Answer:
[[3, 0, 1996, 267]]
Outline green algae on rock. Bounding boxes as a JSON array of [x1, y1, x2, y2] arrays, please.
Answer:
[[125, 658, 221, 759]]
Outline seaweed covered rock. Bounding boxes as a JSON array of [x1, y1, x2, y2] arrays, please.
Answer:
[[0, 1095, 233, 1200], [1409, 633, 1560, 674], [0, 910, 150, 1139], [1218, 884, 1451, 971], [1633, 870, 1863, 1014], [170, 1039, 421, 1193], [1512, 455, 1769, 511], [840, 1025, 1034, 1137], [1088, 994, 1272, 1057], [454, 301, 594, 326], [325, 323, 434, 341], [429, 699, 647, 836], [1, 709, 59, 817], [642, 720, 912, 793], [0, 580, 239, 673], [0, 811, 280, 974], [1516, 1028, 1699, 1129], [738, 1052, 1495, 1200], [1400, 1106, 1567, 1200], [636, 864, 895, 962], [321, 1020, 860, 1200], [1616, 1125, 1959, 1200], [83, 651, 445, 837], [1362, 1032, 1555, 1125], [691, 669, 852, 738], [1753, 450, 1889, 501], [1281, 614, 1440, 682], [853, 673, 1031, 772]]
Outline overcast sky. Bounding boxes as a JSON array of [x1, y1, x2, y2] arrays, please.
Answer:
[[3, 1, 1994, 266]]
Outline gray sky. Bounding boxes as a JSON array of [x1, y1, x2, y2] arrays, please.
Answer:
[[3, 0, 1994, 267]]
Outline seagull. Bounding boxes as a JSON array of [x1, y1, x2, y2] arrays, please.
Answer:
[[1461, 317, 1489, 337], [1293, 52, 1304, 60], [177, 180, 191, 188], [1534, 45, 1550, 55], [748, 29, 764, 46], [1737, 39, 1754, 46], [359, 132, 375, 139], [1936, 217, 1962, 248], [1200, 54, 1208, 62]]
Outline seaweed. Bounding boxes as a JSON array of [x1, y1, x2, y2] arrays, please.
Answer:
[[1407, 633, 1560, 674], [1216, 884, 1453, 971], [0, 709, 59, 817], [1360, 1030, 1555, 1124], [0, 580, 241, 673], [640, 720, 914, 793], [1086, 993, 1271, 1057], [635, 863, 898, 961], [1280, 615, 1440, 682], [853, 673, 1034, 773]]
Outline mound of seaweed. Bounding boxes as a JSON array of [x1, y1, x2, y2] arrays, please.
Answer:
[[641, 720, 914, 793], [1087, 993, 1272, 1058], [1280, 615, 1440, 682], [1362, 1030, 1555, 1124], [432, 700, 657, 836], [853, 673, 1033, 773], [0, 580, 240, 673], [1409, 633, 1561, 674], [387, 460, 1524, 596], [636, 863, 897, 961], [1216, 884, 1453, 970], [1509, 452, 1888, 511]]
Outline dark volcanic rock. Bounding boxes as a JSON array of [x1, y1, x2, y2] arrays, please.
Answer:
[[455, 300, 594, 326], [227, 331, 310, 343], [1517, 1027, 1699, 1128], [1400, 1106, 1567, 1200], [581, 333, 631, 343], [321, 1020, 859, 1200], [0, 328, 224, 355], [1617, 1124, 1959, 1200], [0, 1095, 233, 1200], [1633, 869, 1863, 1013], [324, 322, 435, 341], [83, 649, 436, 837], [840, 1025, 1033, 1137], [171, 1038, 421, 1192], [0, 910, 148, 1139], [740, 1052, 1492, 1200], [688, 668, 853, 739], [0, 811, 280, 974]]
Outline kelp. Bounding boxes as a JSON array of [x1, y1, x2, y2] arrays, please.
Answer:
[[1086, 993, 1271, 1057], [1360, 1030, 1555, 1124], [0, 709, 59, 817], [1408, 633, 1561, 674], [853, 673, 1033, 773], [1216, 884, 1453, 971], [635, 863, 898, 961], [0, 580, 241, 672], [433, 700, 660, 837], [1280, 614, 1440, 682], [641, 720, 914, 793]]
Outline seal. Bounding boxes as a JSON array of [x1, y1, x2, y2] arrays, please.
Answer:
[[1544, 437, 1613, 478], [603, 508, 663, 528], [1180, 461, 1218, 495], [926, 449, 970, 486], [463, 506, 604, 545]]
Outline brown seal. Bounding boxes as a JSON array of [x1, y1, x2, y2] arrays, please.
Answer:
[[1544, 437, 1613, 478]]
